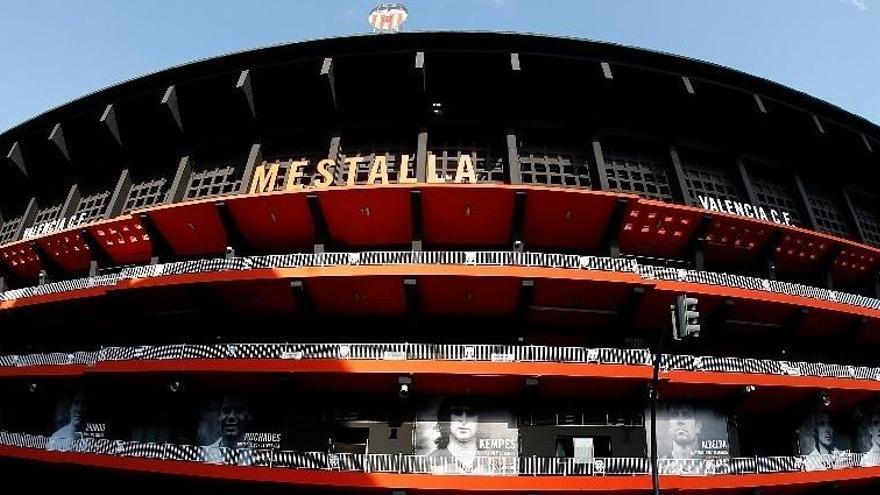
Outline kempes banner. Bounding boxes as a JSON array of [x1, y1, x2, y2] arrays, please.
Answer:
[[197, 393, 283, 465], [646, 400, 731, 475], [415, 396, 518, 475]]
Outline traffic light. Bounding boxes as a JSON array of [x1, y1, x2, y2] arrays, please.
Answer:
[[673, 295, 700, 340]]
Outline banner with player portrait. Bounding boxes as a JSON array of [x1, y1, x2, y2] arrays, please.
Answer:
[[646, 400, 731, 475], [415, 396, 518, 475], [798, 410, 854, 471], [47, 388, 108, 452], [196, 393, 284, 465], [856, 410, 880, 467]]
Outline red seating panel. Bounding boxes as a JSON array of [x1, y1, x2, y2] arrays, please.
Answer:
[[37, 232, 92, 273], [88, 217, 153, 266], [704, 217, 773, 265], [146, 202, 228, 257], [773, 232, 831, 276], [0, 244, 41, 279], [226, 193, 315, 252], [619, 200, 700, 258], [522, 189, 624, 251], [320, 187, 412, 246], [422, 186, 515, 246]]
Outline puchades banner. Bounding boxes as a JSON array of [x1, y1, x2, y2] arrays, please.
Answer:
[[645, 400, 731, 475], [415, 396, 518, 475], [47, 389, 107, 452], [197, 393, 284, 465]]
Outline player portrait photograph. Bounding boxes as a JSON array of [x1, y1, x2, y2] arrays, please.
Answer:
[[47, 390, 92, 452], [649, 400, 730, 475], [799, 411, 852, 471], [415, 396, 518, 475]]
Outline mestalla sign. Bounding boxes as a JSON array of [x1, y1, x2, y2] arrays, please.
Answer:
[[697, 195, 793, 226], [249, 152, 481, 194]]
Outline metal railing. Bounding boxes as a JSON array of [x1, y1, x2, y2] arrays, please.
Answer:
[[0, 343, 652, 369], [3, 343, 880, 385], [661, 354, 880, 382], [1, 431, 877, 477], [2, 250, 878, 317]]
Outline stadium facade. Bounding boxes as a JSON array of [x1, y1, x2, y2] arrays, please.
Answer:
[[0, 31, 879, 494]]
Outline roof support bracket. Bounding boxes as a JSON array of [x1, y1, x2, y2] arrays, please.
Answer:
[[236, 69, 256, 119], [161, 85, 183, 132], [100, 104, 122, 147], [321, 57, 337, 111], [6, 141, 27, 177], [48, 123, 70, 162]]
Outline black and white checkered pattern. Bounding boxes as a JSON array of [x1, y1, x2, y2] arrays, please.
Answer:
[[164, 443, 203, 462], [1, 429, 878, 477], [272, 450, 331, 469], [0, 431, 48, 449], [662, 353, 880, 382], [180, 345, 228, 360], [225, 343, 282, 359], [70, 351, 100, 366], [4, 249, 880, 317], [138, 346, 183, 361], [7, 342, 880, 383], [757, 456, 802, 473], [98, 346, 144, 362], [116, 441, 166, 459], [16, 352, 72, 367]]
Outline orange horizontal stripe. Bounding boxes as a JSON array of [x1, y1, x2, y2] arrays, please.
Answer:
[[94, 359, 653, 379], [663, 466, 880, 490], [117, 264, 644, 289], [664, 370, 880, 391]]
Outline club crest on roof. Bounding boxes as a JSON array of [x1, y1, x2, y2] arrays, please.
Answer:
[[369, 3, 409, 33]]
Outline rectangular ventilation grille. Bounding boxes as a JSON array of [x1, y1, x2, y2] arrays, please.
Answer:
[[806, 186, 850, 237], [0, 217, 22, 244], [184, 165, 242, 200], [123, 178, 169, 213], [853, 196, 880, 247], [681, 155, 743, 206], [32, 204, 63, 226], [603, 149, 673, 202], [749, 170, 802, 225], [519, 144, 592, 188], [74, 190, 112, 223]]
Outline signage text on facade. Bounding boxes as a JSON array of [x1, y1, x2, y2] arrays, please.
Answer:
[[697, 195, 793, 226]]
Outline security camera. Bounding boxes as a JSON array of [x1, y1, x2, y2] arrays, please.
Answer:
[[398, 376, 412, 398], [225, 246, 236, 259], [168, 380, 184, 393]]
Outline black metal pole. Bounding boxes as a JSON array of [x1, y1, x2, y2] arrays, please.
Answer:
[[651, 306, 672, 495], [650, 336, 663, 495]]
